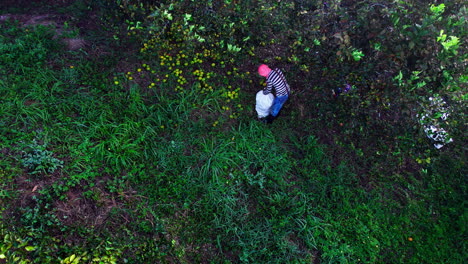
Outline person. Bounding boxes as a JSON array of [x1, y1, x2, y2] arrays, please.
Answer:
[[257, 64, 290, 123]]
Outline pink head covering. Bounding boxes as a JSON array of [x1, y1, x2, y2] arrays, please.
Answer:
[[258, 64, 271, 77]]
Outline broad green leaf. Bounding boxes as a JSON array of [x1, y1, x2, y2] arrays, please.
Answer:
[[25, 246, 36, 251]]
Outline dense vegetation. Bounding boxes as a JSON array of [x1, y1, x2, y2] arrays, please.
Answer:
[[0, 0, 466, 263]]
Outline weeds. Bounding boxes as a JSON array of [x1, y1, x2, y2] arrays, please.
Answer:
[[21, 139, 63, 176]]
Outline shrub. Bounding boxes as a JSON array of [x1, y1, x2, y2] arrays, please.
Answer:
[[21, 139, 63, 175]]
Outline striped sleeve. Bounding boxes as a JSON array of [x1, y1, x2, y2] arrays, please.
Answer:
[[263, 69, 289, 96]]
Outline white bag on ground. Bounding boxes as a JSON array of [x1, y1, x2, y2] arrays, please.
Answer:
[[255, 90, 274, 118]]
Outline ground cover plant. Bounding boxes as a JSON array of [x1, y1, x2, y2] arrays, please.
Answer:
[[0, 0, 466, 263]]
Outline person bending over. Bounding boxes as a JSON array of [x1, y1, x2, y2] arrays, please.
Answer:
[[258, 64, 290, 123]]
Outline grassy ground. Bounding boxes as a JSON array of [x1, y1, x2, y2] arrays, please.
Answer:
[[0, 1, 466, 263]]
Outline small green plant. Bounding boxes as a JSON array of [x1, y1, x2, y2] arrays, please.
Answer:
[[21, 139, 63, 175], [373, 42, 381, 51], [351, 48, 364, 61], [227, 43, 242, 53], [429, 3, 445, 17], [393, 70, 429, 92], [437, 30, 460, 53]]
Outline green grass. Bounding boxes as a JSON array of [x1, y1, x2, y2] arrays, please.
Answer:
[[0, 3, 466, 264]]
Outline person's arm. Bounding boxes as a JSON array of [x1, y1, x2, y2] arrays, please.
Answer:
[[263, 80, 273, 95]]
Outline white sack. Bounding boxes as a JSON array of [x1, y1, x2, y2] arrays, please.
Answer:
[[255, 90, 274, 118]]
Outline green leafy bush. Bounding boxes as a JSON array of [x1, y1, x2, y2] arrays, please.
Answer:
[[21, 139, 63, 175]]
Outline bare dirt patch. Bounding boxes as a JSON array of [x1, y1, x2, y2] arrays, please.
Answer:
[[54, 187, 118, 227]]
